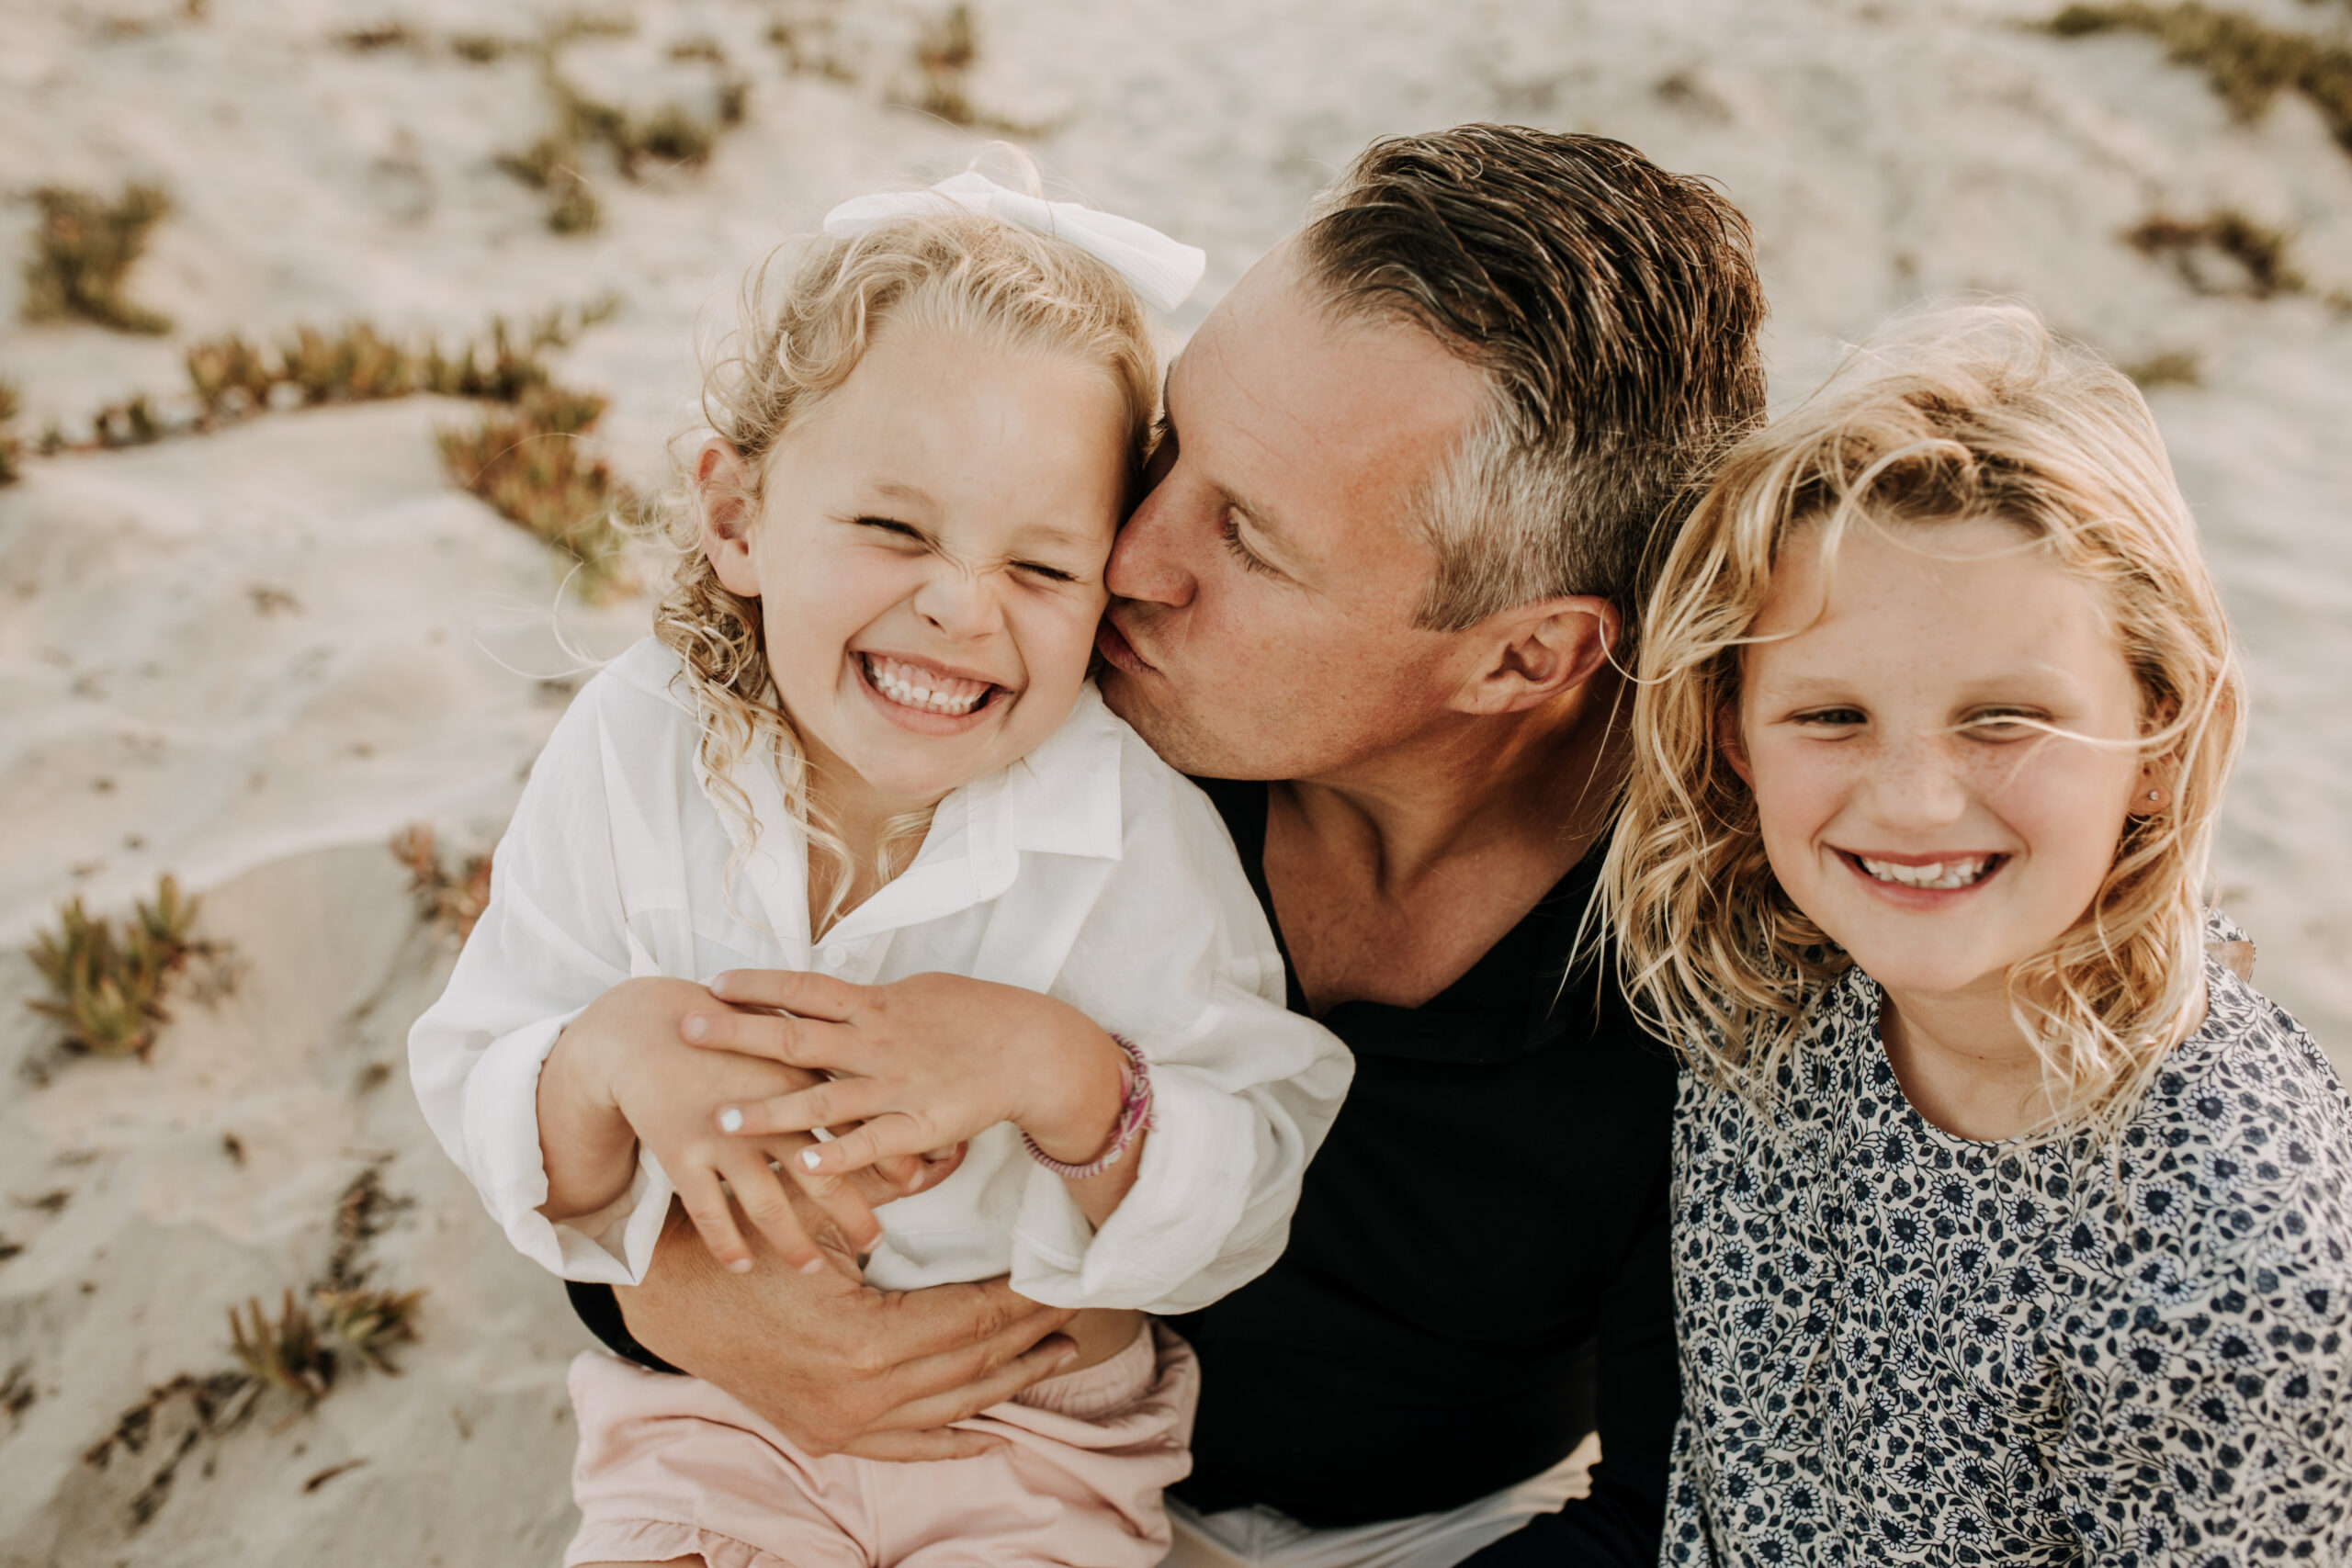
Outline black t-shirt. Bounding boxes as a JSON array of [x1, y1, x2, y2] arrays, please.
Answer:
[[568, 776, 1679, 1562], [1164, 779, 1678, 1558]]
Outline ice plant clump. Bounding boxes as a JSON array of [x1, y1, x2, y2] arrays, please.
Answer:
[[19, 184, 175, 334], [435, 383, 635, 594], [26, 874, 202, 1057]]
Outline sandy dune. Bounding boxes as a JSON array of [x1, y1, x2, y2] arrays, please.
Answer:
[[2, 0, 2347, 1562]]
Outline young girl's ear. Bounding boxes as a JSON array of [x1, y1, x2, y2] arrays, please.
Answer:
[[1716, 704, 1756, 788], [695, 438, 763, 599]]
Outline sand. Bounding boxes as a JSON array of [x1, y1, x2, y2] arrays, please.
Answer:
[[2, 0, 2348, 1562]]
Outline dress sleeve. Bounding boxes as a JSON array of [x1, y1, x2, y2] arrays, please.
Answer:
[[2048, 1050, 2352, 1562], [406, 684, 677, 1286], [1003, 753, 1353, 1314]]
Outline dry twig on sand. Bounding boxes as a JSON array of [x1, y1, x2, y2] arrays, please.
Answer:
[[2126, 209, 2308, 297], [19, 184, 175, 334], [25, 874, 204, 1058], [0, 378, 20, 485], [2047, 4, 2352, 155], [390, 825, 495, 940]]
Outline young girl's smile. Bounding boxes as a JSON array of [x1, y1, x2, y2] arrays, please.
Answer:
[[1725, 514, 2153, 1002], [702, 320, 1128, 816]]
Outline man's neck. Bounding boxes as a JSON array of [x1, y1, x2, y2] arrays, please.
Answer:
[[1263, 669, 1627, 1013], [1278, 667, 1627, 894]]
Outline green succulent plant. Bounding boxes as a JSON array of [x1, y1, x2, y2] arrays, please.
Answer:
[[26, 874, 200, 1057]]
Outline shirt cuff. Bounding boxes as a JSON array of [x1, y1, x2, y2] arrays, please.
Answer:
[[1008, 1066, 1254, 1310], [458, 1009, 672, 1285]]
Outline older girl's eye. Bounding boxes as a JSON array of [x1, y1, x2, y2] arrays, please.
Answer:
[[1792, 706, 1866, 728], [1962, 709, 2042, 741]]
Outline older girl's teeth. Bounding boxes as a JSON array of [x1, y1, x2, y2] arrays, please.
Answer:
[[864, 656, 989, 716], [1860, 855, 1993, 890]]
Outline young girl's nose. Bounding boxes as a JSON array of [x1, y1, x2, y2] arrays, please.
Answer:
[[911, 562, 1004, 639]]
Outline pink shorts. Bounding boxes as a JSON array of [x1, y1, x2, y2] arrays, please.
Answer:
[[563, 1322, 1198, 1568]]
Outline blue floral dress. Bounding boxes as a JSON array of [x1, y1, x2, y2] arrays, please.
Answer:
[[1665, 962, 2352, 1564]]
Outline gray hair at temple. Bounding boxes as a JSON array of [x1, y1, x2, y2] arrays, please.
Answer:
[[1297, 125, 1769, 636]]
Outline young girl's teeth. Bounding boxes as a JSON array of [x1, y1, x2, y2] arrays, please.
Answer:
[[1860, 855, 1992, 891], [864, 656, 989, 716]]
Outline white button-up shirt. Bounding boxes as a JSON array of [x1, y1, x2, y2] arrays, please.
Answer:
[[408, 638, 1351, 1313]]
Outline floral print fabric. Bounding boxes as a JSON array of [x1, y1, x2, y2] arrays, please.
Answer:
[[1666, 964, 2352, 1565]]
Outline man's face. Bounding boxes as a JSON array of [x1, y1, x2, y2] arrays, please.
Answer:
[[1093, 244, 1491, 781]]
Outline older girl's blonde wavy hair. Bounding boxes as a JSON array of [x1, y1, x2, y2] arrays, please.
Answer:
[[651, 200, 1159, 931], [1602, 301, 2245, 1141]]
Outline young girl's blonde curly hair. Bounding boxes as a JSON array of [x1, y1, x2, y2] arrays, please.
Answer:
[[651, 202, 1159, 930], [1602, 302, 2245, 1142]]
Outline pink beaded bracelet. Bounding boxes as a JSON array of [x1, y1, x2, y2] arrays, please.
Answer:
[[1022, 1033, 1155, 1179]]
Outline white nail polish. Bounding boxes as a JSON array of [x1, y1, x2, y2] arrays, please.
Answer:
[[798, 1148, 822, 1170], [718, 1107, 744, 1133], [729, 1258, 752, 1273]]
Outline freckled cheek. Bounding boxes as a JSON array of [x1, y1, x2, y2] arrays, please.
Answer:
[[1744, 741, 1855, 864]]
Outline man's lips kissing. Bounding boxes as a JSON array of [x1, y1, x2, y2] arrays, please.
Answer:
[[855, 652, 1005, 730], [1095, 615, 1154, 675]]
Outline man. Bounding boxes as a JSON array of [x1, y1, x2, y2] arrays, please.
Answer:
[[578, 125, 1767, 1564]]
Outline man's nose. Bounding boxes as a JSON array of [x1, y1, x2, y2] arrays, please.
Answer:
[[1105, 481, 1196, 609]]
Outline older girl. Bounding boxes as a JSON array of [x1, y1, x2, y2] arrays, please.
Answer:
[[1607, 304, 2351, 1563], [410, 177, 1350, 1567]]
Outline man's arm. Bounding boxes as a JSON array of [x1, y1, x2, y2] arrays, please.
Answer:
[[612, 1199, 1086, 1461], [1457, 1163, 1678, 1565]]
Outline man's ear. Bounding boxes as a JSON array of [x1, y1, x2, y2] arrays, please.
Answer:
[[695, 438, 763, 599], [1716, 703, 1755, 788], [1451, 595, 1621, 715]]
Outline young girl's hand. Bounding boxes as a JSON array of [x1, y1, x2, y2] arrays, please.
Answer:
[[545, 977, 956, 1276], [682, 970, 1131, 1179]]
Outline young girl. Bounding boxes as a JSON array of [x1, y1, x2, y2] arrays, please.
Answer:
[[1605, 304, 2352, 1563], [409, 176, 1351, 1567]]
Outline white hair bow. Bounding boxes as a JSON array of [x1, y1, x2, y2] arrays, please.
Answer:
[[822, 171, 1205, 313]]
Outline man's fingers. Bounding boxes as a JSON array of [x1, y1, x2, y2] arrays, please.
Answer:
[[784, 1151, 885, 1255], [876, 1275, 1080, 1361], [838, 1427, 1010, 1462], [866, 1331, 1082, 1435], [707, 968, 865, 1020]]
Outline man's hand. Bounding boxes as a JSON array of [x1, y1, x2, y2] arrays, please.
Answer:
[[616, 1200, 1083, 1461]]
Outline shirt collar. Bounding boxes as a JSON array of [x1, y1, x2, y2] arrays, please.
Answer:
[[693, 671, 1128, 948]]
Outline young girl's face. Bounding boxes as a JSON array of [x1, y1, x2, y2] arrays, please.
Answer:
[[707, 319, 1127, 810], [1724, 514, 2153, 1001]]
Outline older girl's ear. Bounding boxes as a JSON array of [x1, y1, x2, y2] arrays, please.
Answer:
[[695, 438, 763, 599], [1716, 704, 1755, 788]]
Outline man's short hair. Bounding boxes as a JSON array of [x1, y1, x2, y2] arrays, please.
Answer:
[[1298, 125, 1768, 635]]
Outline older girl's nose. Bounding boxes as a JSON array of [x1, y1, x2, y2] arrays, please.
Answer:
[[1864, 734, 1973, 828]]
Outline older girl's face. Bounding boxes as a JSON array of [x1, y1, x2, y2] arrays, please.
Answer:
[[701, 320, 1126, 815], [1724, 515, 2154, 1001]]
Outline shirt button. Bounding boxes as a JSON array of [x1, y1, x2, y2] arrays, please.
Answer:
[[820, 948, 848, 969]]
